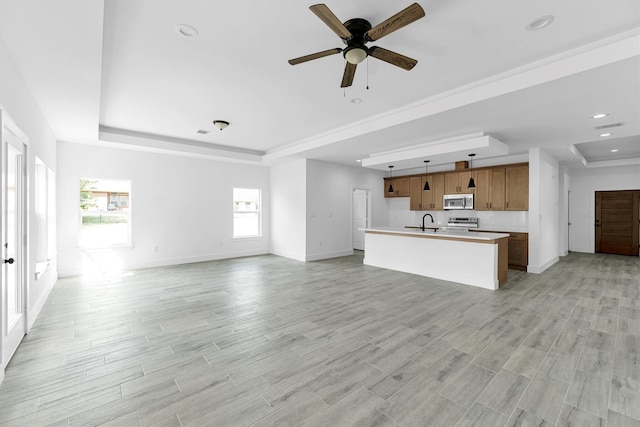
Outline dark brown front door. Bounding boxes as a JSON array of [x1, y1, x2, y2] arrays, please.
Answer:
[[595, 190, 640, 256]]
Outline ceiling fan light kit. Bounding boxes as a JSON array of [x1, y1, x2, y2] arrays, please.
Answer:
[[288, 3, 425, 88]]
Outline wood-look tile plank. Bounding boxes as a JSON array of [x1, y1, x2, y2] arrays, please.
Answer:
[[517, 374, 569, 423], [0, 252, 636, 427], [453, 402, 508, 427], [565, 370, 610, 418], [475, 368, 530, 416]]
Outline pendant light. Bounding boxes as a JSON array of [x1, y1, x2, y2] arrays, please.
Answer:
[[467, 153, 476, 189], [387, 166, 394, 193], [423, 160, 430, 191]]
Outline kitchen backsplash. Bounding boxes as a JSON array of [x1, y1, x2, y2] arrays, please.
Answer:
[[386, 198, 529, 232]]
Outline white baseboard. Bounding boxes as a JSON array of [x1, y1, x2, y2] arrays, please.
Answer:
[[570, 247, 594, 254], [269, 249, 306, 262], [305, 250, 354, 261], [27, 270, 58, 331], [127, 250, 270, 270], [527, 256, 559, 274], [58, 250, 271, 277]]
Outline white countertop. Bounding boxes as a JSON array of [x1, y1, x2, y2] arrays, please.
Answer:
[[364, 227, 510, 241]]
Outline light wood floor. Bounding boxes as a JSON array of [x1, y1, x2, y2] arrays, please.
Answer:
[[0, 252, 639, 426]]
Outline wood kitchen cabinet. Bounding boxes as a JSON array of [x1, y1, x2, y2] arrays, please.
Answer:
[[474, 168, 505, 211], [384, 163, 528, 211], [423, 173, 444, 210], [409, 176, 423, 209], [505, 165, 529, 210], [444, 170, 474, 194], [507, 232, 528, 270], [409, 174, 444, 210], [384, 177, 409, 198]]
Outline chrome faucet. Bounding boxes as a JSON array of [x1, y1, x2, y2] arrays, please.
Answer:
[[421, 213, 434, 231]]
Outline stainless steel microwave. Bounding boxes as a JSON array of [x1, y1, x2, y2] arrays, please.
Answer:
[[444, 194, 474, 210]]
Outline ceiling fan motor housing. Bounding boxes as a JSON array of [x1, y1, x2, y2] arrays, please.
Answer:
[[343, 18, 372, 64]]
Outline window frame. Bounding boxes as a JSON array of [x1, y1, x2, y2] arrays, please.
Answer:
[[79, 178, 132, 248], [233, 188, 262, 239]]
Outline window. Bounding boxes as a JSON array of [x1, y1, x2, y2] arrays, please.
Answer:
[[35, 157, 47, 262], [47, 168, 56, 259], [233, 188, 261, 238], [80, 178, 131, 247]]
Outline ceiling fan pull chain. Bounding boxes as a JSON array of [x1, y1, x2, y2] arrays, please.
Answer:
[[366, 56, 370, 90]]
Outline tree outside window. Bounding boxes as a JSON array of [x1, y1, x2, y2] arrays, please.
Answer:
[[79, 178, 131, 247]]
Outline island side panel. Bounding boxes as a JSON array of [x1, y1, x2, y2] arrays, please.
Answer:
[[363, 232, 500, 290], [497, 237, 508, 286]]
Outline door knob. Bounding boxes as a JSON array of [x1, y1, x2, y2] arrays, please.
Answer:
[[4, 258, 14, 264]]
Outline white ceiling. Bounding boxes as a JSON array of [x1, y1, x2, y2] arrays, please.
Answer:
[[1, 0, 639, 172]]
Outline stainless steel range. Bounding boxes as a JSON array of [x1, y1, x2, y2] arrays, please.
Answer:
[[446, 217, 478, 232]]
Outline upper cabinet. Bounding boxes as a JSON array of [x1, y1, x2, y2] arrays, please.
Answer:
[[474, 168, 505, 211], [384, 162, 528, 211], [444, 170, 474, 194], [409, 176, 423, 209], [423, 174, 444, 210], [409, 174, 444, 210], [505, 165, 529, 210], [384, 177, 410, 198]]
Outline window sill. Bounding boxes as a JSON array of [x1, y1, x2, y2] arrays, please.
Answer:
[[232, 236, 263, 241]]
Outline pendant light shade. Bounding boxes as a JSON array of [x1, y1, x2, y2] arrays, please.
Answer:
[[387, 166, 394, 193], [467, 153, 476, 189], [423, 160, 430, 191]]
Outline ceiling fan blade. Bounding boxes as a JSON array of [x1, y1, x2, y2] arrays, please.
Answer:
[[288, 48, 342, 65], [310, 4, 352, 40], [369, 46, 417, 70], [365, 3, 425, 41], [341, 62, 357, 88]]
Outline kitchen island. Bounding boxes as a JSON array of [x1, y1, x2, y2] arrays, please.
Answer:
[[363, 227, 510, 290]]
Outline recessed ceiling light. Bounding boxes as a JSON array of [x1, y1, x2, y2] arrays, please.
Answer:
[[174, 24, 199, 38], [525, 15, 554, 31], [356, 159, 362, 163], [610, 149, 619, 152], [351, 98, 362, 104], [592, 113, 609, 119], [600, 133, 612, 137]]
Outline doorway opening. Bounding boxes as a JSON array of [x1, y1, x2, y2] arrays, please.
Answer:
[[352, 188, 371, 251]]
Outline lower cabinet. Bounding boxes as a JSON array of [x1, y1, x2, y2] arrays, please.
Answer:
[[507, 232, 528, 270]]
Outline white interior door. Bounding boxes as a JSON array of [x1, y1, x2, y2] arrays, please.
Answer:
[[2, 126, 26, 370], [352, 189, 369, 250]]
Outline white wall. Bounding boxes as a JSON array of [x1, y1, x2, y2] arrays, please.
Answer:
[[270, 159, 307, 261], [558, 167, 571, 256], [528, 148, 560, 273], [306, 160, 387, 261], [57, 142, 270, 276], [387, 198, 528, 232], [0, 37, 57, 330], [569, 164, 640, 253]]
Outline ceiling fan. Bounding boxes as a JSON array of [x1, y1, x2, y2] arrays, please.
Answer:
[[288, 3, 425, 88]]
